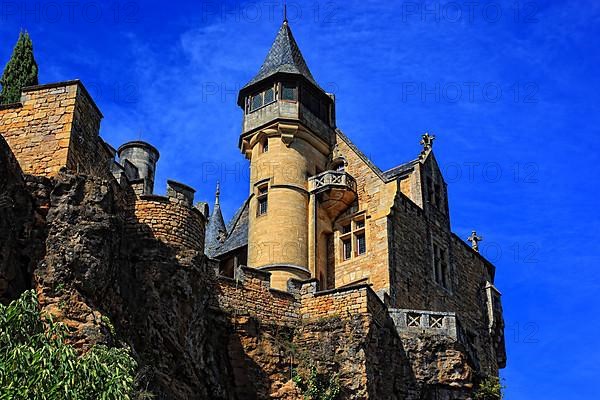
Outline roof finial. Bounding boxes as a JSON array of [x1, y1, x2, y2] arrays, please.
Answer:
[[467, 230, 483, 252], [215, 181, 221, 206], [283, 1, 288, 23]]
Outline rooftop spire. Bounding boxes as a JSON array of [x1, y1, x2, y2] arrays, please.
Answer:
[[205, 181, 228, 257], [283, 1, 288, 23], [241, 19, 319, 91]]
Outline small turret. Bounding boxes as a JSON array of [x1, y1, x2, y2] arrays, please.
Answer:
[[205, 182, 227, 258], [117, 141, 159, 195]]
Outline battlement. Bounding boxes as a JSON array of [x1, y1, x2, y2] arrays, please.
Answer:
[[124, 184, 206, 253]]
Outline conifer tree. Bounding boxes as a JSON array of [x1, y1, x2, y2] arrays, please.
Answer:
[[0, 31, 39, 105]]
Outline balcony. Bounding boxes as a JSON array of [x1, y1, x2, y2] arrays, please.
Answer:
[[308, 170, 357, 218]]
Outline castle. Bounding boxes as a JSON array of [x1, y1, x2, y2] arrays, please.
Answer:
[[0, 19, 505, 400]]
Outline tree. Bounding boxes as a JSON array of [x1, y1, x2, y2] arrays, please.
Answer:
[[0, 290, 143, 399], [0, 31, 39, 105]]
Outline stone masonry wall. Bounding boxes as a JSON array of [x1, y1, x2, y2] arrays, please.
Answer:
[[125, 194, 205, 253], [0, 81, 107, 178], [332, 132, 397, 292], [388, 191, 501, 375]]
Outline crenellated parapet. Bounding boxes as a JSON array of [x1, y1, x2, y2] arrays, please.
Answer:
[[124, 181, 206, 253]]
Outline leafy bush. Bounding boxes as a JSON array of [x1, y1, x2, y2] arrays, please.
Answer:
[[293, 364, 340, 400], [0, 290, 140, 399], [474, 376, 505, 400]]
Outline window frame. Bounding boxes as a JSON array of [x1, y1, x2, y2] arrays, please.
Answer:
[[256, 184, 269, 216], [338, 215, 367, 261]]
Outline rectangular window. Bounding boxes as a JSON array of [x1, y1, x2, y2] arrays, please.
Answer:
[[339, 216, 367, 261], [341, 224, 351, 234], [251, 93, 263, 111], [342, 239, 352, 260], [282, 83, 297, 100], [257, 185, 268, 216], [356, 233, 366, 256], [264, 88, 275, 104]]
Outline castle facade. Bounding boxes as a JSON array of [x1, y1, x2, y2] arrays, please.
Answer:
[[0, 20, 506, 399]]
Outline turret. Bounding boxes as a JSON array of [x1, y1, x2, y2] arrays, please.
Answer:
[[238, 19, 342, 290], [117, 141, 159, 195]]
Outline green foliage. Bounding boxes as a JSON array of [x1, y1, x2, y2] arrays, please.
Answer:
[[0, 31, 39, 105], [474, 376, 505, 400], [292, 364, 341, 400], [0, 290, 140, 399]]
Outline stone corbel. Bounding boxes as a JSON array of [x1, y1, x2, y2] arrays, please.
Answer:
[[279, 123, 298, 147]]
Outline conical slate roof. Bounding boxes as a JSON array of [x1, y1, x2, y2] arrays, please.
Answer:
[[205, 183, 227, 258], [242, 20, 319, 90]]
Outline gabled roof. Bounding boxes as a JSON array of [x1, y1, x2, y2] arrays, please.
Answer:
[[336, 128, 419, 183], [242, 21, 319, 91]]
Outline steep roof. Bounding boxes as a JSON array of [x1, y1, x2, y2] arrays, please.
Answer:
[[242, 21, 319, 91], [205, 184, 227, 258], [213, 198, 250, 258]]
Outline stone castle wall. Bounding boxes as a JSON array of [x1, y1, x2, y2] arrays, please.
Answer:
[[332, 133, 397, 292], [388, 191, 502, 375], [125, 194, 206, 253], [0, 81, 109, 178]]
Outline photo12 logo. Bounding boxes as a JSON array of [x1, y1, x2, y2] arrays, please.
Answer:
[[400, 1, 539, 24], [0, 1, 140, 24]]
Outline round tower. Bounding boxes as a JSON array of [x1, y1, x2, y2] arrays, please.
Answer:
[[117, 141, 160, 195], [238, 20, 336, 290]]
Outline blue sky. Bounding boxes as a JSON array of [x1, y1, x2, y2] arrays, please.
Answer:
[[2, 1, 599, 398]]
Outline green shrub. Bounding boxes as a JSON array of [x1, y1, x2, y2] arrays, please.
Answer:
[[0, 290, 140, 399], [293, 364, 340, 400], [474, 376, 505, 400]]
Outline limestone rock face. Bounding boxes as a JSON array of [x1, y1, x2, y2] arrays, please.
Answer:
[[8, 166, 234, 399], [0, 135, 45, 303]]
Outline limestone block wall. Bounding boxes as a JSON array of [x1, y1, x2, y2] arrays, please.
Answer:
[[0, 81, 108, 178], [332, 132, 397, 292], [126, 194, 205, 253], [388, 191, 503, 375], [212, 266, 299, 327]]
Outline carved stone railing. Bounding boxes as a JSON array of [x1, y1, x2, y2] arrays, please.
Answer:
[[308, 170, 357, 193], [389, 309, 458, 338], [389, 308, 480, 369]]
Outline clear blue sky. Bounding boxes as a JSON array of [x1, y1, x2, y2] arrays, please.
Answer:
[[2, 1, 598, 398]]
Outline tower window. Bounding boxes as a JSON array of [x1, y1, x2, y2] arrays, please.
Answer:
[[339, 216, 367, 261], [257, 185, 268, 216], [251, 93, 263, 111], [264, 88, 275, 104], [262, 138, 269, 153], [282, 83, 297, 100]]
